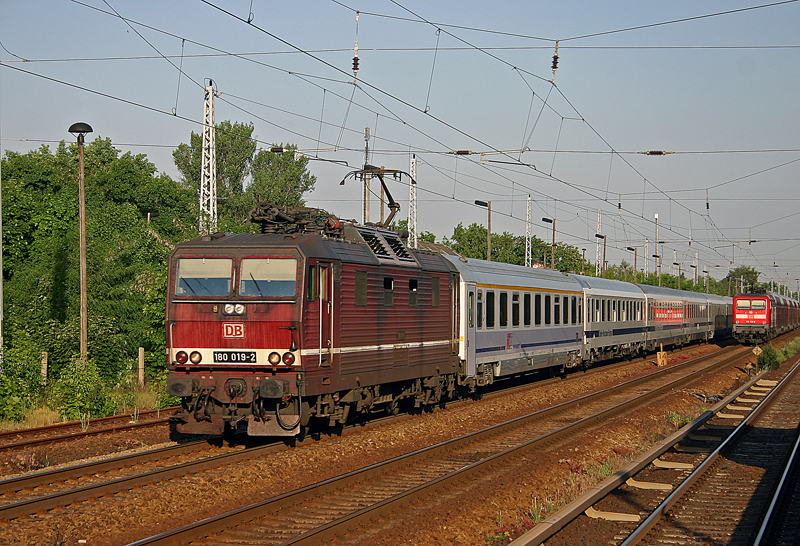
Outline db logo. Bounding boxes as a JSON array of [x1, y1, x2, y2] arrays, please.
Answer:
[[223, 323, 245, 338]]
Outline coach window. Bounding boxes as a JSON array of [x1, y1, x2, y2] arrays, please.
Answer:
[[554, 296, 561, 325], [524, 293, 531, 326], [535, 294, 542, 325], [384, 277, 394, 306], [477, 291, 484, 328], [545, 295, 552, 325], [432, 277, 441, 307], [512, 293, 520, 327], [500, 292, 508, 328], [355, 271, 368, 306], [564, 296, 570, 325], [468, 291, 475, 329], [409, 279, 419, 306], [486, 291, 496, 328], [602, 299, 606, 322]]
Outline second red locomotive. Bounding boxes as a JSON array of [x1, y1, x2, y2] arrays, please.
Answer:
[[732, 290, 800, 344]]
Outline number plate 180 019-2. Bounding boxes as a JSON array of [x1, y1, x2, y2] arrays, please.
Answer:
[[213, 351, 257, 363]]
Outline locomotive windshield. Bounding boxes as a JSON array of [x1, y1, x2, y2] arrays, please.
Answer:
[[736, 298, 766, 310], [240, 258, 297, 297], [175, 258, 233, 296]]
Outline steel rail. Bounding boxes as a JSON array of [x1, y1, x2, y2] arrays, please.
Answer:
[[0, 407, 179, 442], [127, 344, 748, 545], [0, 407, 180, 452], [753, 416, 800, 545], [0, 439, 214, 496], [507, 371, 766, 545], [0, 439, 286, 520], [618, 358, 800, 546]]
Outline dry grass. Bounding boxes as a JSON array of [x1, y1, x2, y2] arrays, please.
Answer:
[[0, 406, 62, 432]]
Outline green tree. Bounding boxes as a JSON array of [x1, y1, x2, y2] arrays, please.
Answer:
[[173, 124, 316, 229], [172, 120, 256, 209], [1, 138, 194, 419]]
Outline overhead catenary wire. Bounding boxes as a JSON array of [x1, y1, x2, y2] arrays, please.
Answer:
[[6, 1, 797, 276]]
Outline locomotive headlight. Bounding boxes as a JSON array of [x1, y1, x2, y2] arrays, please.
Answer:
[[189, 351, 203, 364], [282, 352, 296, 365], [223, 303, 246, 315], [268, 352, 282, 365], [176, 351, 189, 364]]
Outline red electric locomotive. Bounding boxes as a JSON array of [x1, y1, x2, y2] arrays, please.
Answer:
[[166, 203, 462, 437], [732, 290, 800, 344]]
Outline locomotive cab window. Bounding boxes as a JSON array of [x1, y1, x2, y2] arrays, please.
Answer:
[[752, 300, 766, 310], [240, 258, 297, 297], [175, 257, 232, 297]]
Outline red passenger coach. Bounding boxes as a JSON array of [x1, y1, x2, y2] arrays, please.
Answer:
[[166, 206, 460, 437], [733, 290, 800, 344]]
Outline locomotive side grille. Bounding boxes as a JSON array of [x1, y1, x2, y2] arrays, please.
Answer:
[[359, 231, 392, 258], [382, 233, 414, 261]]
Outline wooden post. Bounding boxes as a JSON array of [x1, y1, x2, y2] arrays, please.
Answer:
[[40, 351, 48, 388], [138, 347, 145, 387], [656, 343, 667, 366]]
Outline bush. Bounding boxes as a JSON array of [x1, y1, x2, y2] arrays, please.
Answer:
[[49, 358, 115, 420], [757, 344, 780, 372]]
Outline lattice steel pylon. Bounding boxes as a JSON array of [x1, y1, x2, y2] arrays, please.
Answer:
[[525, 196, 532, 267], [200, 81, 217, 234], [408, 154, 418, 249]]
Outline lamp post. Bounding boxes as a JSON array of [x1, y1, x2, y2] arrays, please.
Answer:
[[475, 200, 491, 261], [673, 262, 682, 289], [626, 246, 638, 282], [581, 248, 586, 275], [69, 122, 93, 362], [542, 217, 555, 269], [653, 254, 661, 286], [703, 270, 709, 293], [595, 234, 606, 278], [689, 264, 697, 285]]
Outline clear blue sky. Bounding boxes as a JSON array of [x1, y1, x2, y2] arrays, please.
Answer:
[[2, 0, 799, 286]]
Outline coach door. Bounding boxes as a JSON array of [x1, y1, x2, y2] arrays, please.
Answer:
[[466, 283, 477, 376]]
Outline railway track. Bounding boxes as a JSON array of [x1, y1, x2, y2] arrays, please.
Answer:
[[0, 407, 180, 453], [619, 359, 800, 546], [506, 353, 800, 546], [123, 343, 752, 545]]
